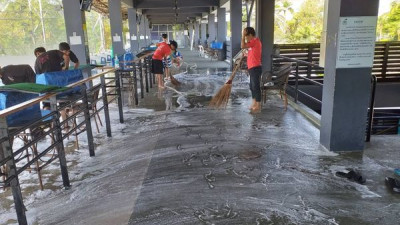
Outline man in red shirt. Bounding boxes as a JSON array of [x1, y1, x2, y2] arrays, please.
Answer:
[[241, 27, 262, 113], [152, 34, 172, 88]]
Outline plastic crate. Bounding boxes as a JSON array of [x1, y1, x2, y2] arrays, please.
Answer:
[[0, 91, 41, 127], [211, 42, 224, 50], [36, 69, 84, 97]]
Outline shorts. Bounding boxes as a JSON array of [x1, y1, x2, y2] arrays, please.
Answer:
[[152, 59, 164, 74]]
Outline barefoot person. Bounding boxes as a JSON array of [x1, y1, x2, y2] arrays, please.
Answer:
[[241, 27, 262, 113], [163, 40, 183, 79], [152, 34, 171, 88]]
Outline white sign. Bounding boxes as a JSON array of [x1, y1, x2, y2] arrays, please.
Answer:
[[69, 32, 82, 45], [140, 36, 145, 40], [113, 33, 121, 42], [131, 35, 137, 41], [184, 30, 189, 36], [336, 16, 378, 68]]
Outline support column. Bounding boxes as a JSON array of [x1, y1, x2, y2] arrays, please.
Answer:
[[194, 22, 200, 46], [144, 17, 150, 46], [217, 8, 227, 43], [189, 23, 194, 50], [62, 0, 90, 65], [257, 0, 275, 72], [108, 0, 124, 56], [139, 15, 146, 49], [320, 0, 379, 151], [128, 8, 139, 53], [201, 22, 207, 45], [208, 14, 216, 43], [230, 0, 242, 59]]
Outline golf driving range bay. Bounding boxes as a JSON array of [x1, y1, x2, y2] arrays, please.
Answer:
[[7, 50, 400, 225]]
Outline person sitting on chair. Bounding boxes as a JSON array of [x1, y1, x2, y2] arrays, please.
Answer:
[[241, 27, 262, 113], [0, 65, 36, 85]]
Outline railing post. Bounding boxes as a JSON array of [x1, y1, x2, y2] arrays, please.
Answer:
[[382, 42, 390, 80], [0, 117, 28, 225], [144, 58, 149, 93], [133, 63, 139, 105], [100, 75, 112, 137], [147, 57, 153, 89], [366, 75, 377, 142], [152, 57, 156, 85], [138, 60, 144, 99], [115, 70, 124, 123], [307, 45, 313, 77], [49, 96, 70, 188], [80, 86, 95, 156], [295, 62, 299, 103]]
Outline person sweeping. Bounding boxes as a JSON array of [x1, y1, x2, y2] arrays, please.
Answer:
[[209, 27, 262, 111], [241, 27, 262, 113]]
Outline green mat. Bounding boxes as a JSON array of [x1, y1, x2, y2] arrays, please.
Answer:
[[0, 83, 70, 94]]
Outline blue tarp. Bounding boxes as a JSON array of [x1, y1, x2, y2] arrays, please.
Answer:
[[36, 69, 84, 97], [0, 91, 41, 127]]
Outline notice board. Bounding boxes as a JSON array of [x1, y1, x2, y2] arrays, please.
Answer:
[[336, 16, 378, 68]]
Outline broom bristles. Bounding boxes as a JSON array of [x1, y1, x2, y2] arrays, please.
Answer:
[[209, 84, 232, 108], [170, 75, 180, 86]]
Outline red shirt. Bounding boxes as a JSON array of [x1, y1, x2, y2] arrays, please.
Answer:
[[247, 38, 262, 69], [152, 42, 171, 60]]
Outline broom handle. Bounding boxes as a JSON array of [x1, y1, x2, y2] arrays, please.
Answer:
[[227, 56, 245, 82]]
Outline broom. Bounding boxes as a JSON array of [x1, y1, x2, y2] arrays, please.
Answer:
[[209, 56, 245, 108]]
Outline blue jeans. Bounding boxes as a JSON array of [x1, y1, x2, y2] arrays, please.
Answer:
[[248, 66, 262, 102]]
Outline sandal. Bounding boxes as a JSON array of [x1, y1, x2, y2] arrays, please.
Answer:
[[336, 170, 366, 184], [394, 169, 400, 177], [385, 177, 400, 193]]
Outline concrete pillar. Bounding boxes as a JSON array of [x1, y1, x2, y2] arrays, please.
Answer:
[[194, 22, 200, 46], [257, 0, 274, 72], [208, 14, 216, 43], [320, 0, 379, 151], [144, 17, 149, 46], [108, 0, 124, 56], [230, 0, 242, 59], [217, 8, 227, 43], [201, 22, 207, 45], [139, 15, 146, 49], [189, 23, 194, 40], [128, 8, 139, 53], [62, 0, 90, 65]]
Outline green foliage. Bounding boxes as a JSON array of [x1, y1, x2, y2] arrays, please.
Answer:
[[377, 1, 400, 41], [0, 0, 66, 55], [275, 0, 324, 44]]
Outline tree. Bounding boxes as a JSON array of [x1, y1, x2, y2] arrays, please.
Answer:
[[284, 0, 324, 43], [377, 1, 400, 41], [0, 0, 66, 55], [274, 0, 295, 43]]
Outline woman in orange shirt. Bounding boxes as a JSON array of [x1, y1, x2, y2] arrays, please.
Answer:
[[241, 27, 262, 113]]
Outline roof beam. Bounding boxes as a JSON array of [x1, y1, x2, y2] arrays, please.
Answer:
[[135, 0, 218, 9], [142, 7, 210, 14]]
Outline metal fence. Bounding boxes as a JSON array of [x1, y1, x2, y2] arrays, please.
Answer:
[[0, 53, 155, 224], [274, 41, 400, 81]]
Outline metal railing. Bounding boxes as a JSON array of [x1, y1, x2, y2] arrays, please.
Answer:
[[272, 54, 378, 142], [274, 41, 400, 81], [0, 53, 155, 225]]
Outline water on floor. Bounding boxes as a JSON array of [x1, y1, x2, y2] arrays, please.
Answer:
[[1, 62, 400, 225]]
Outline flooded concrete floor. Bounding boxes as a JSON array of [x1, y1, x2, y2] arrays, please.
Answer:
[[125, 90, 400, 225], [24, 50, 400, 225]]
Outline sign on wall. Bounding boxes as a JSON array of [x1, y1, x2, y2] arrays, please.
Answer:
[[336, 16, 378, 69]]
